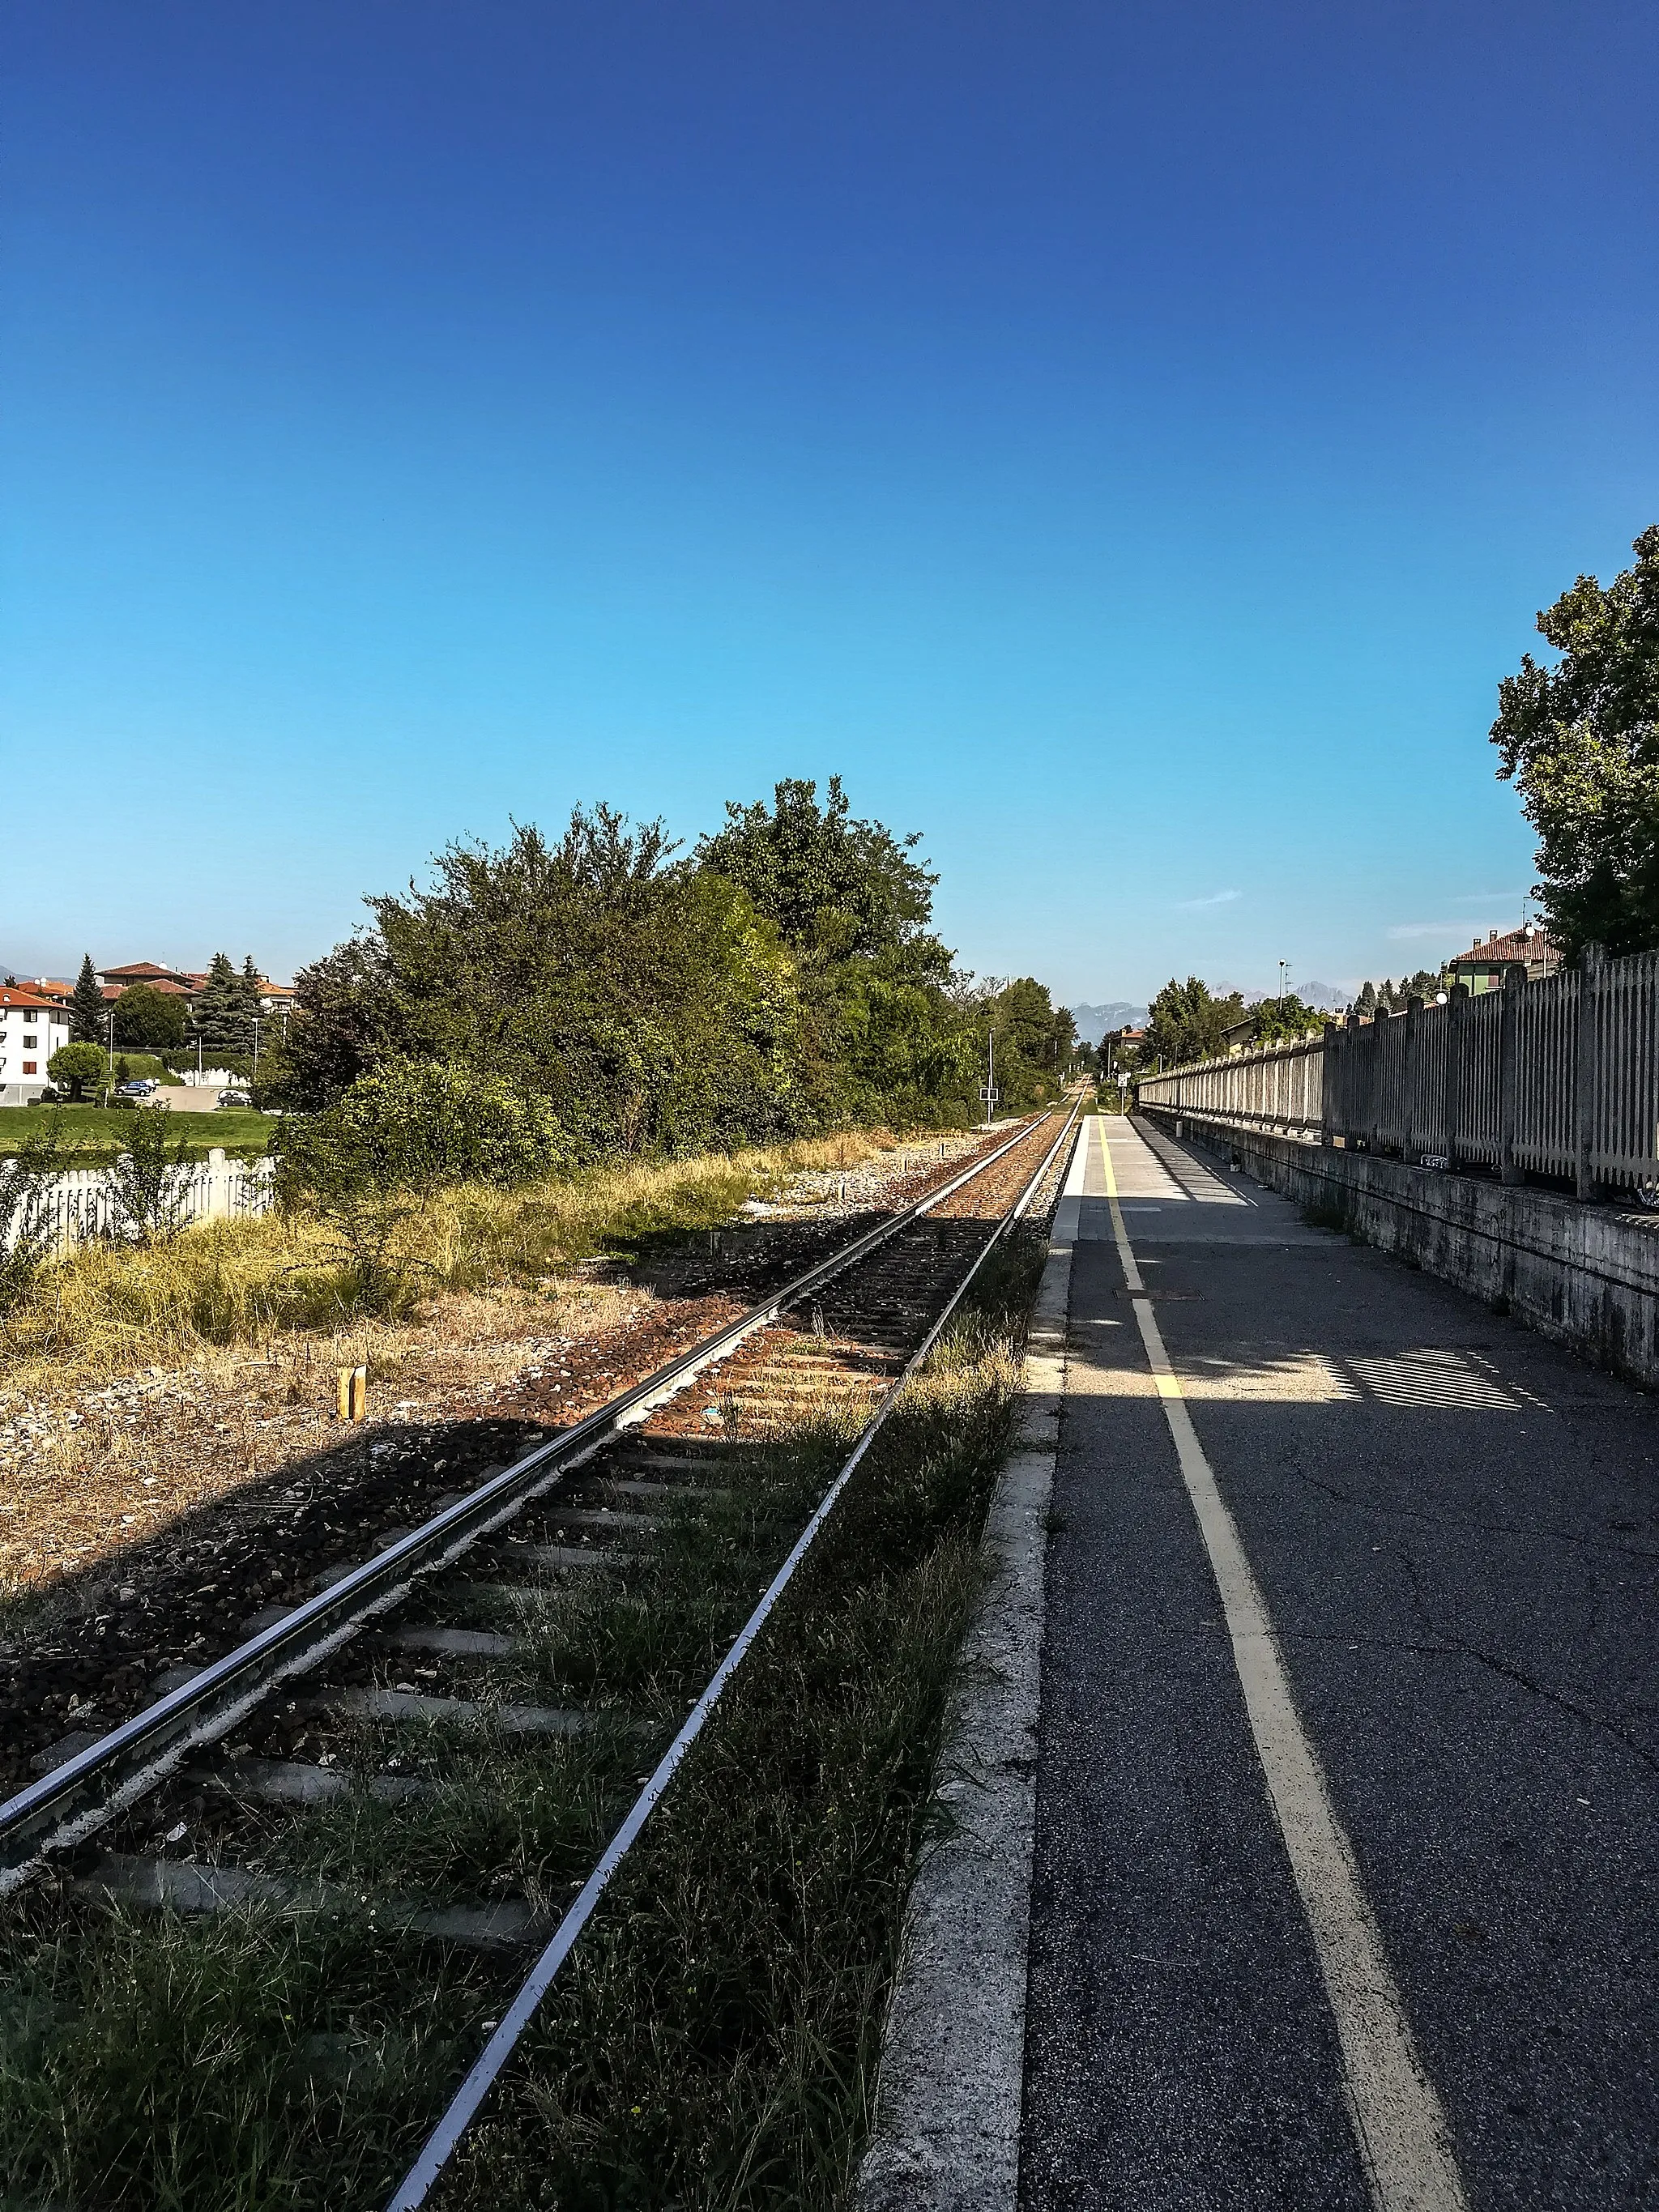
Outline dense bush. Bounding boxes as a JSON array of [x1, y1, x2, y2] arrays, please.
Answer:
[[273, 1059, 569, 1204]]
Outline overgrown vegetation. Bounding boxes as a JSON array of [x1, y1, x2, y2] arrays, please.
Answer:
[[0, 1225, 1047, 2210], [0, 1130, 915, 1387], [7, 779, 1070, 1387], [266, 779, 1073, 1143]]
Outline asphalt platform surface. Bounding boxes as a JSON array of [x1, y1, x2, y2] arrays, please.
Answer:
[[1020, 1117, 1657, 2211]]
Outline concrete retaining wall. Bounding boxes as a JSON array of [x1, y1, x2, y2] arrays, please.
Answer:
[[1141, 1108, 1659, 1393]]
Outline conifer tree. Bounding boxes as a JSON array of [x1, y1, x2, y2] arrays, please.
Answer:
[[195, 952, 252, 1058], [71, 953, 105, 1043]]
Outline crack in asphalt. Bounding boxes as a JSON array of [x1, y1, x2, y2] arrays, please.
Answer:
[[1282, 1464, 1658, 1562], [1389, 1547, 1659, 1776]]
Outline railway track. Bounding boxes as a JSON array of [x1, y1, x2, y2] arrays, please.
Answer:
[[0, 1106, 1075, 2206]]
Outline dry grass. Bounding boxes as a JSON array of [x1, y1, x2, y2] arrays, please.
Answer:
[[0, 1130, 911, 1401]]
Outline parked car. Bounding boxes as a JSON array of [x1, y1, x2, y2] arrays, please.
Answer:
[[115, 1077, 159, 1099], [217, 1089, 251, 1108]]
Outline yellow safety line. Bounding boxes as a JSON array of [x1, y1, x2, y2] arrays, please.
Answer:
[[1098, 1113, 1468, 2212]]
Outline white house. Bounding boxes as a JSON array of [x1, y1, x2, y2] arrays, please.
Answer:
[[0, 987, 74, 1106]]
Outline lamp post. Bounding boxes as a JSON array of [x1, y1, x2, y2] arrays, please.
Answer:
[[104, 1008, 115, 1099]]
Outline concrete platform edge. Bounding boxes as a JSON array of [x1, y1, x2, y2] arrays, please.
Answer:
[[855, 1218, 1073, 2212]]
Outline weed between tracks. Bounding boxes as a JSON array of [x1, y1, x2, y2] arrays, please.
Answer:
[[0, 1225, 1047, 2211]]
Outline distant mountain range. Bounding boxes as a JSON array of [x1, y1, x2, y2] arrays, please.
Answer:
[[1071, 982, 1350, 1044], [1221, 980, 1351, 1013], [1068, 1002, 1149, 1044]]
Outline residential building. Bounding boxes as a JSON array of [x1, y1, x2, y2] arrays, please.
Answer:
[[96, 960, 200, 993], [0, 987, 73, 1106], [96, 961, 296, 1021], [1448, 926, 1562, 995]]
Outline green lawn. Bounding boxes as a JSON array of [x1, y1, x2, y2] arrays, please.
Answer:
[[0, 1106, 276, 1162]]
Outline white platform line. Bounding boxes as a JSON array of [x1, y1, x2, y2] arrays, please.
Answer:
[[1100, 1130, 1467, 2212]]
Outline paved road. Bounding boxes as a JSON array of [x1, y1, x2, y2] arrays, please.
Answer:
[[1021, 1117, 1657, 2211]]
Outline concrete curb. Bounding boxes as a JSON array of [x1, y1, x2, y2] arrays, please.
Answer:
[[856, 1168, 1078, 2212]]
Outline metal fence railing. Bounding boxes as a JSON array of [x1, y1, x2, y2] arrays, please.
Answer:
[[3, 1149, 275, 1254], [1137, 946, 1659, 1200]]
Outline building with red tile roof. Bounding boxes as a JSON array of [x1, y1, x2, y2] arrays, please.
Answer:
[[1448, 926, 1561, 995], [0, 987, 73, 1105]]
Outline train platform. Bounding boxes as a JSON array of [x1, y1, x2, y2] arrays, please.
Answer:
[[1015, 1113, 1657, 2209]]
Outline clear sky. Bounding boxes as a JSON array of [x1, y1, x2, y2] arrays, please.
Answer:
[[3, 2, 1656, 1004]]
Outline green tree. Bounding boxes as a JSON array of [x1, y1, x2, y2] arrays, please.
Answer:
[[113, 982, 186, 1049], [697, 775, 940, 967], [240, 956, 265, 1040], [1353, 980, 1378, 1019], [70, 954, 105, 1044], [274, 938, 399, 1111], [49, 1042, 106, 1102], [1248, 993, 1324, 1046], [978, 978, 1076, 1109], [1145, 977, 1246, 1068], [697, 777, 971, 1125], [194, 952, 253, 1058], [1491, 525, 1659, 957]]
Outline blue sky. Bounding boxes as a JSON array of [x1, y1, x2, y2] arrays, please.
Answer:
[[3, 1, 1656, 1004]]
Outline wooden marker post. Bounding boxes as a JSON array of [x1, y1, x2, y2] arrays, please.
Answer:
[[339, 1366, 368, 1421]]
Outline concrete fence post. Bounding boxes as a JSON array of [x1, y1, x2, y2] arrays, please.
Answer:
[[1320, 1022, 1337, 1145], [1367, 1010, 1386, 1156], [1575, 943, 1606, 1203], [1404, 995, 1424, 1160], [1444, 982, 1468, 1170], [1499, 965, 1525, 1187]]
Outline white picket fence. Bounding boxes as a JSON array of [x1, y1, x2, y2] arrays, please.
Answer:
[[5, 1149, 276, 1253]]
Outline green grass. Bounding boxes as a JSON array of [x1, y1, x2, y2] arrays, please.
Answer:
[[0, 1104, 275, 1162], [0, 1226, 1046, 2210]]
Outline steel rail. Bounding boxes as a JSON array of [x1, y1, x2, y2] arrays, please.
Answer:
[[385, 1104, 1081, 2210], [0, 1114, 1055, 1889]]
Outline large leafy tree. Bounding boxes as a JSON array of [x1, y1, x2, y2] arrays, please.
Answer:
[[279, 811, 802, 1154], [697, 778, 974, 1123], [1145, 976, 1245, 1068], [275, 938, 399, 1111], [978, 977, 1077, 1107], [697, 776, 943, 970], [113, 982, 186, 1049], [1248, 992, 1324, 1046], [1491, 526, 1659, 958], [49, 1042, 106, 1101]]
